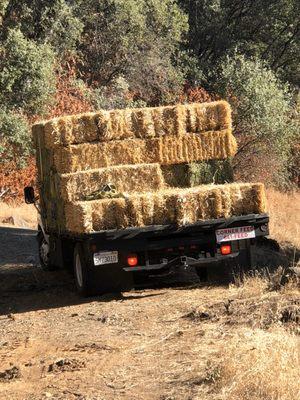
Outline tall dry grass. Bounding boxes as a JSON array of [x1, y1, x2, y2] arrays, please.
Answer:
[[215, 328, 300, 400], [0, 202, 37, 229], [267, 189, 300, 248], [204, 273, 300, 400]]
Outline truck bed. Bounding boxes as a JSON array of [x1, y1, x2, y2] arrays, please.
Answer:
[[63, 213, 269, 241]]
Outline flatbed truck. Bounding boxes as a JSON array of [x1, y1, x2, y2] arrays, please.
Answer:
[[25, 186, 268, 296]]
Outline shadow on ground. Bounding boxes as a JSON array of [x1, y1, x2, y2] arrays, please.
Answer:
[[0, 226, 298, 316]]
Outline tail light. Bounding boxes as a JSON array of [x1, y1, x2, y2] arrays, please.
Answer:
[[127, 254, 138, 267], [220, 244, 231, 255]]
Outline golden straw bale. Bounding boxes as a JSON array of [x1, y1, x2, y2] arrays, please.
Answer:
[[32, 122, 45, 148], [52, 130, 237, 174], [62, 183, 267, 234], [161, 104, 186, 136], [151, 107, 164, 136], [229, 183, 267, 216], [216, 100, 232, 130], [64, 196, 139, 232], [64, 202, 93, 233], [43, 113, 100, 148], [57, 163, 165, 202], [252, 183, 267, 213], [131, 108, 156, 138], [32, 101, 232, 148], [106, 109, 133, 140], [125, 192, 178, 227], [90, 198, 128, 230], [148, 104, 187, 137], [185, 101, 232, 133]]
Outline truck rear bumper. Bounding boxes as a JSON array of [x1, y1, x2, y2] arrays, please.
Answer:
[[123, 253, 239, 273], [50, 213, 269, 284]]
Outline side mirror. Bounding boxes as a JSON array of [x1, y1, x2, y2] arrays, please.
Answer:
[[24, 186, 35, 204]]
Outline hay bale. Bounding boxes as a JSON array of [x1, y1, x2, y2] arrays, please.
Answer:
[[64, 202, 93, 233], [33, 113, 101, 149], [31, 100, 238, 234], [186, 101, 232, 132], [51, 129, 236, 174], [62, 183, 267, 233], [32, 101, 232, 148], [57, 163, 165, 202]]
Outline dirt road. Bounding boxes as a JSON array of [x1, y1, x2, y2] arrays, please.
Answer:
[[0, 227, 299, 400]]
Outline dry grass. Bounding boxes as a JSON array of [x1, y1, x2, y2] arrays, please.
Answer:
[[267, 189, 300, 248], [208, 277, 300, 400], [180, 276, 300, 400], [0, 238, 299, 400], [0, 202, 37, 229], [213, 328, 300, 400]]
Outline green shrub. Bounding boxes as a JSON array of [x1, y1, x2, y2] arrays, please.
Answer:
[[0, 29, 55, 115], [78, 0, 188, 105], [181, 0, 300, 86], [1, 0, 83, 58], [215, 54, 297, 184], [89, 77, 147, 110], [0, 109, 32, 167]]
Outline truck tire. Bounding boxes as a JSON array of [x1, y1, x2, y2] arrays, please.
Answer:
[[37, 230, 57, 271], [73, 243, 95, 297], [73, 243, 134, 297]]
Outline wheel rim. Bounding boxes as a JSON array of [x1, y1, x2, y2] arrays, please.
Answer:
[[39, 238, 49, 266], [75, 253, 83, 288]]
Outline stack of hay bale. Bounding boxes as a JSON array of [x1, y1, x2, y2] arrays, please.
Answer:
[[32, 101, 267, 234]]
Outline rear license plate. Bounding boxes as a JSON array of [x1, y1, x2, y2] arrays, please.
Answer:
[[93, 251, 118, 266], [216, 226, 255, 243]]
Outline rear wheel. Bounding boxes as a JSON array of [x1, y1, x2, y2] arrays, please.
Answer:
[[73, 243, 134, 297], [73, 243, 95, 297]]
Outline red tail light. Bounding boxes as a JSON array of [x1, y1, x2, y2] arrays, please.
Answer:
[[127, 254, 138, 267], [220, 245, 231, 255]]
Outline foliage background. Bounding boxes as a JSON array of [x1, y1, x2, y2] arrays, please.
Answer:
[[0, 0, 299, 200]]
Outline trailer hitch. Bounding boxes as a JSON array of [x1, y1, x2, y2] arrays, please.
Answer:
[[148, 256, 198, 277], [165, 256, 195, 269], [123, 252, 239, 275], [123, 255, 199, 275]]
